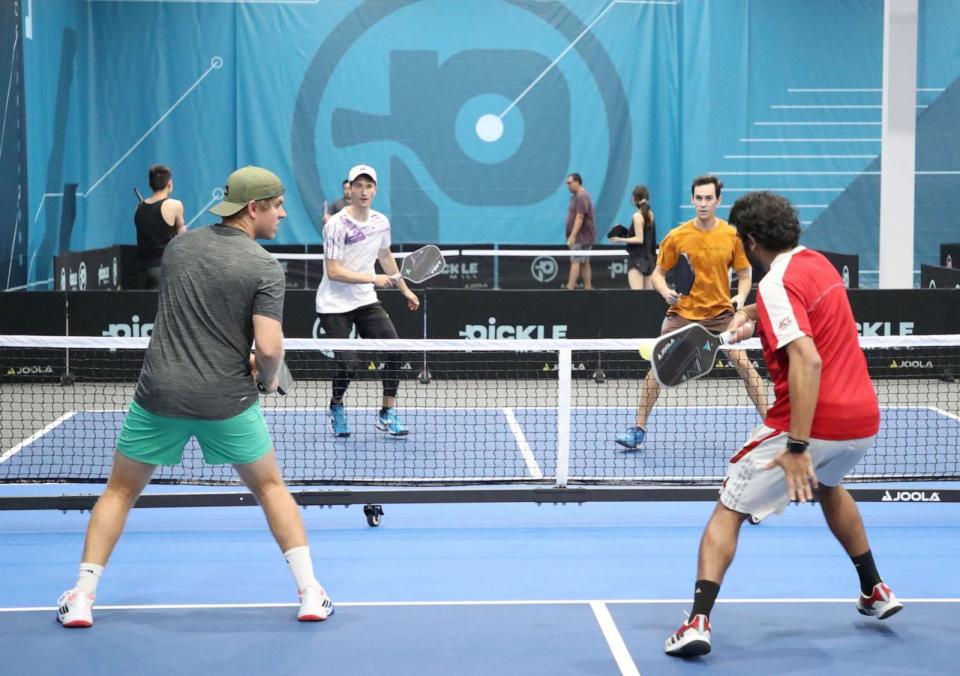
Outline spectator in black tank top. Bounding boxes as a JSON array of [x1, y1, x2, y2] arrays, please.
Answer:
[[134, 164, 185, 289], [610, 185, 657, 289]]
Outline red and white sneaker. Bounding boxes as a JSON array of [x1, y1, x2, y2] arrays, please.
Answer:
[[297, 585, 334, 622], [665, 613, 711, 656], [857, 582, 903, 620], [57, 589, 94, 628]]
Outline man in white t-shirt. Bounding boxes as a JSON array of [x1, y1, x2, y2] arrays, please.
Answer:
[[315, 164, 420, 437]]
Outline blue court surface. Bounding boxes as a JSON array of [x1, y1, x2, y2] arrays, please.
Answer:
[[3, 405, 957, 483], [1, 497, 958, 675]]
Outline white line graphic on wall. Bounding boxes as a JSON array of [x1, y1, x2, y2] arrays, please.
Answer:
[[0, 24, 19, 167], [32, 56, 224, 225]]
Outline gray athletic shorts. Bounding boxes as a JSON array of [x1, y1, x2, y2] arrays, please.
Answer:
[[721, 425, 874, 521], [570, 243, 592, 264]]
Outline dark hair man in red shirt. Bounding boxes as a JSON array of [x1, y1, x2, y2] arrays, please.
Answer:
[[665, 191, 901, 658]]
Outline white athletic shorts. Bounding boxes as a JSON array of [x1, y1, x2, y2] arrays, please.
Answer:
[[720, 425, 876, 521]]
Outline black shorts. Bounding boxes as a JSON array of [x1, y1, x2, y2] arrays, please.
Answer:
[[628, 252, 654, 275], [317, 302, 398, 340]]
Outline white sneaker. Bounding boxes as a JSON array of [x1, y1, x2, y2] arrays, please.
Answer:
[[665, 613, 711, 657], [857, 582, 903, 620], [57, 589, 94, 628], [297, 585, 334, 622]]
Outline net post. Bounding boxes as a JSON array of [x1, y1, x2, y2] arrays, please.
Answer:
[[555, 348, 572, 487]]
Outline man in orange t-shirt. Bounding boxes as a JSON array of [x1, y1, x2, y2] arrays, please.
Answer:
[[615, 175, 768, 449]]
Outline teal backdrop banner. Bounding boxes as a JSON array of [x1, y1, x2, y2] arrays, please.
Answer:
[[16, 0, 960, 288]]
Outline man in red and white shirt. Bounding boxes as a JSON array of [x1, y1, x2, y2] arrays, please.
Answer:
[[665, 191, 901, 658]]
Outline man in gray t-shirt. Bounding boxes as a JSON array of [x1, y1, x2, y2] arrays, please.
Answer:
[[56, 167, 334, 630], [134, 223, 285, 419]]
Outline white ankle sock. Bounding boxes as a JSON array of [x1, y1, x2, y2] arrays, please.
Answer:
[[76, 562, 104, 596], [283, 546, 320, 592]]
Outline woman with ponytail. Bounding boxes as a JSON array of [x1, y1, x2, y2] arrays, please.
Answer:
[[610, 185, 657, 289]]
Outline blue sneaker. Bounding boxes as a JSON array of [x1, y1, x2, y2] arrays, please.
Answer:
[[329, 404, 351, 437], [615, 426, 646, 450], [376, 408, 408, 436]]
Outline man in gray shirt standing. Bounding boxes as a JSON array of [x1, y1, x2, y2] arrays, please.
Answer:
[[57, 167, 334, 628]]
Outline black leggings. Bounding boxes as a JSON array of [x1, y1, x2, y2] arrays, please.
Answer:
[[318, 303, 400, 401]]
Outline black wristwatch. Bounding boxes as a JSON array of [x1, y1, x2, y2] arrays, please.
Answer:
[[786, 438, 809, 454]]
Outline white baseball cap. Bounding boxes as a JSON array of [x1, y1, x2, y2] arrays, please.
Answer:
[[348, 164, 377, 184]]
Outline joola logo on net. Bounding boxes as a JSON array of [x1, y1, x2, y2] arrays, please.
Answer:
[[459, 318, 567, 340], [102, 315, 154, 337], [6, 365, 55, 375], [881, 490, 940, 502], [888, 360, 933, 369]]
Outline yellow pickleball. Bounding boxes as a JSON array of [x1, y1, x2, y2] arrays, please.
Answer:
[[638, 340, 654, 361]]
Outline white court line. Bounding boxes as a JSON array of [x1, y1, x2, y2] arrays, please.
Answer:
[[70, 404, 941, 413], [503, 408, 544, 480], [99, 404, 936, 412], [1, 412, 77, 464], [4, 597, 959, 613], [499, 0, 675, 119], [927, 406, 960, 423], [576, 475, 726, 482], [591, 601, 641, 676], [880, 405, 957, 411]]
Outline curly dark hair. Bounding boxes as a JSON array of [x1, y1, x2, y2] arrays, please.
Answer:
[[728, 191, 801, 252]]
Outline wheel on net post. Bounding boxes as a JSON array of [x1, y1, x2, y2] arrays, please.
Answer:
[[417, 370, 432, 385], [363, 504, 384, 527], [592, 369, 606, 384]]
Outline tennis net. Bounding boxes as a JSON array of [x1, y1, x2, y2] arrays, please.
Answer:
[[1, 335, 958, 487]]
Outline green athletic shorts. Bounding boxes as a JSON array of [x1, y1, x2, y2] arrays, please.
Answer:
[[117, 400, 273, 466]]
